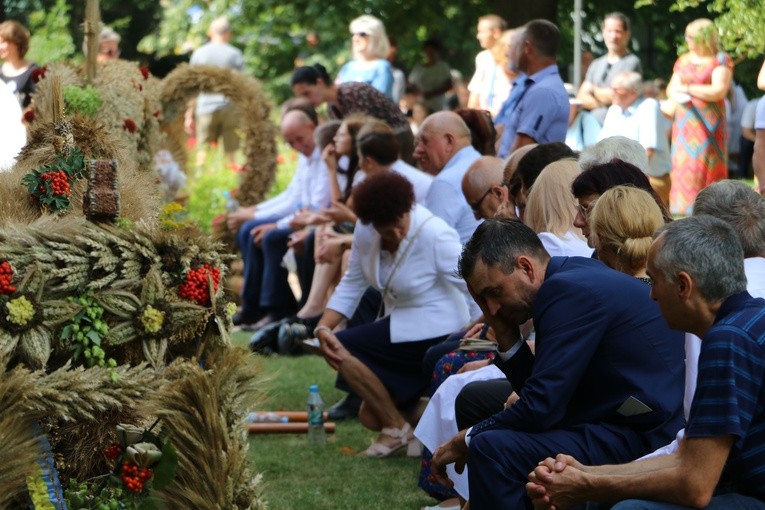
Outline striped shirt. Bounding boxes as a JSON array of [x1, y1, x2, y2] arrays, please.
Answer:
[[686, 291, 765, 500]]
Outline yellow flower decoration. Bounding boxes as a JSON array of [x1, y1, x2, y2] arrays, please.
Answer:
[[6, 296, 35, 326], [159, 202, 190, 231], [140, 305, 165, 334], [225, 302, 237, 319]]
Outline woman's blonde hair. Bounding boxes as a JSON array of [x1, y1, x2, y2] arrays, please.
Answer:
[[524, 159, 581, 238], [685, 18, 719, 56], [349, 15, 390, 60], [590, 185, 664, 272]]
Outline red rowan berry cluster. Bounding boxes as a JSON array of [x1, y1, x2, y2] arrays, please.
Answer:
[[40, 170, 71, 196], [0, 261, 15, 294], [120, 460, 152, 493], [104, 443, 123, 460], [178, 264, 221, 305]]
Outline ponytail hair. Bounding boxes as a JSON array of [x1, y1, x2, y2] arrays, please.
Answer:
[[291, 63, 332, 87]]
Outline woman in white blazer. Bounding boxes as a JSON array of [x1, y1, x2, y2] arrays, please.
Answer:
[[313, 171, 471, 457]]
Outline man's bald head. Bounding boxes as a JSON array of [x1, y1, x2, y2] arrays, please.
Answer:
[[413, 111, 472, 175], [209, 17, 232, 42], [281, 109, 316, 156], [462, 156, 508, 220]]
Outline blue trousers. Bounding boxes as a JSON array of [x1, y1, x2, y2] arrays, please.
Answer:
[[611, 494, 765, 509], [468, 424, 650, 510], [237, 217, 297, 319]]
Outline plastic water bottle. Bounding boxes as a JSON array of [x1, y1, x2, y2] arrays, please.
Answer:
[[223, 191, 239, 213], [307, 385, 326, 446]]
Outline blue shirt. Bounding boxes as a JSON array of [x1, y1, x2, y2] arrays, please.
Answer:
[[336, 59, 394, 98], [424, 145, 482, 244], [495, 73, 527, 158], [503, 65, 569, 151], [686, 291, 765, 500]]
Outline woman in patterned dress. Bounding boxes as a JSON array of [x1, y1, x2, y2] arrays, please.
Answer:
[[667, 18, 733, 215]]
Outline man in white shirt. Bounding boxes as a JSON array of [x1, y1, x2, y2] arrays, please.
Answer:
[[599, 71, 671, 205], [467, 14, 511, 118], [227, 110, 330, 328], [414, 111, 482, 244]]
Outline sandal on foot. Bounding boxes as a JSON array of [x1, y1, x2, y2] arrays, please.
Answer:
[[406, 436, 423, 458], [360, 423, 413, 458]]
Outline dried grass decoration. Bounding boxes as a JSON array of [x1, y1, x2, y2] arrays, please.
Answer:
[[1, 61, 163, 226], [159, 64, 278, 206]]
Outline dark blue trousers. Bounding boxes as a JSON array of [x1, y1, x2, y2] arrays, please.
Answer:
[[237, 217, 297, 319], [468, 424, 650, 510]]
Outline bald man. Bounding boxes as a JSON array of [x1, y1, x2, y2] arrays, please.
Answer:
[[189, 16, 244, 166], [462, 156, 510, 220], [414, 111, 482, 243], [228, 109, 331, 329]]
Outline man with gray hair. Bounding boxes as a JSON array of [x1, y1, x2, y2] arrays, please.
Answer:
[[188, 17, 244, 167], [599, 71, 671, 205], [578, 135, 649, 173], [82, 25, 121, 63], [528, 214, 765, 510]]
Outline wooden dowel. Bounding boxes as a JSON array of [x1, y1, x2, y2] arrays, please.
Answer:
[[251, 411, 328, 422], [247, 422, 336, 434]]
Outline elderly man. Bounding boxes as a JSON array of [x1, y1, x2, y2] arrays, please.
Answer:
[[599, 71, 671, 205], [501, 20, 569, 156], [227, 109, 330, 329], [528, 215, 765, 510], [188, 17, 244, 167], [576, 12, 642, 124], [461, 156, 508, 220], [415, 111, 482, 243], [431, 219, 684, 510]]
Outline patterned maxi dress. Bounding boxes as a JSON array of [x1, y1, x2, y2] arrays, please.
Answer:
[[669, 52, 733, 215]]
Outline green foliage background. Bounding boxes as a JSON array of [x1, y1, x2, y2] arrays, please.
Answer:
[[3, 0, 764, 96]]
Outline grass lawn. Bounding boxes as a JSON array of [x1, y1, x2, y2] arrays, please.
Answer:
[[232, 331, 435, 510]]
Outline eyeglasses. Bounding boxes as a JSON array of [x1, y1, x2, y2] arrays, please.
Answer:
[[469, 188, 493, 211], [576, 201, 596, 217], [99, 48, 120, 57]]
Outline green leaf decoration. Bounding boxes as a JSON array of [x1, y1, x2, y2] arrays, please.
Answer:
[[151, 440, 178, 490]]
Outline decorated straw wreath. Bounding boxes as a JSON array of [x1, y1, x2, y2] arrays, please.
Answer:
[[159, 64, 278, 207], [0, 28, 268, 504]]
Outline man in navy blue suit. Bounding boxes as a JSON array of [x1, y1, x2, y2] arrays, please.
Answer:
[[430, 219, 684, 509]]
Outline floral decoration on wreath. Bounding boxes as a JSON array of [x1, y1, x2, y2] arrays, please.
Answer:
[[22, 147, 86, 212], [0, 264, 81, 368], [64, 421, 178, 509]]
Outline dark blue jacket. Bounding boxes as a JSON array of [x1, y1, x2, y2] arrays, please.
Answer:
[[472, 256, 685, 453]]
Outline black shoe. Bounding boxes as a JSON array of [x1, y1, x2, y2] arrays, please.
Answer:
[[327, 394, 362, 421], [277, 321, 310, 356], [233, 311, 260, 327], [249, 321, 283, 355]]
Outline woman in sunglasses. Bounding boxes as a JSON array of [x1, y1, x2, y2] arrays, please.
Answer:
[[336, 14, 394, 98]]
